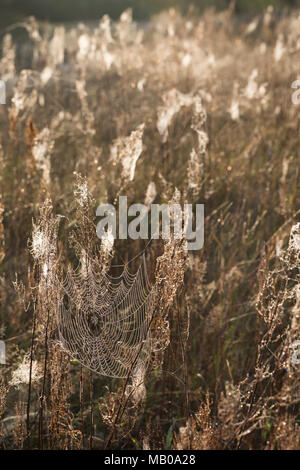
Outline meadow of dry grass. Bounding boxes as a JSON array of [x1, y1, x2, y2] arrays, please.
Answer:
[[0, 5, 300, 450]]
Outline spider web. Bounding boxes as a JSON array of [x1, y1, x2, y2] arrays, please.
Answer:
[[57, 253, 154, 378]]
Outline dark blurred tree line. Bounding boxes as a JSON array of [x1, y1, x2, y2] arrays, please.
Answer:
[[1, 0, 300, 25]]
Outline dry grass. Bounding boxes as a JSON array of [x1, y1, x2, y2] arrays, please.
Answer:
[[0, 5, 300, 450]]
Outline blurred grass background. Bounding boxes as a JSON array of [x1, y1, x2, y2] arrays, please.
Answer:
[[1, 0, 300, 28]]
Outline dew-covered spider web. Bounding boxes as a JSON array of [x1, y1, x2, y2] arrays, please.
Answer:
[[57, 253, 155, 379]]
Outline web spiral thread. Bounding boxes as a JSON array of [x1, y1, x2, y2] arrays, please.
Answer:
[[57, 254, 154, 378]]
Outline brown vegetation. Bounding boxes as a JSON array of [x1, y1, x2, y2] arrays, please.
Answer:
[[0, 6, 299, 449]]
